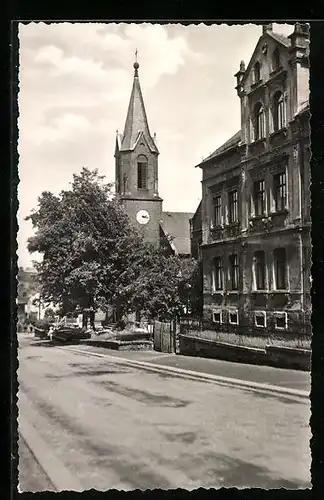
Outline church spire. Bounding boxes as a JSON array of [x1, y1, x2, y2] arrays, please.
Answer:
[[120, 55, 158, 153]]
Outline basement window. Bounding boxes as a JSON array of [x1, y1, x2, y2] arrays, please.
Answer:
[[274, 312, 287, 330], [212, 310, 222, 324], [255, 311, 266, 328], [229, 310, 239, 325]]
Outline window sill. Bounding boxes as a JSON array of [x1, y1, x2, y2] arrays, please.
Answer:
[[269, 290, 289, 294], [269, 66, 283, 77], [252, 290, 269, 294], [251, 79, 263, 90], [224, 221, 240, 227], [269, 128, 287, 139], [227, 290, 239, 294], [250, 137, 266, 146], [269, 209, 288, 216]]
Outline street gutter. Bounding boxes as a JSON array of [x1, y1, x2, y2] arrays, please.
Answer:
[[57, 346, 309, 402]]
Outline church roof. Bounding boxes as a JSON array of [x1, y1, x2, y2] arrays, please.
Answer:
[[119, 62, 158, 153], [160, 212, 194, 256]]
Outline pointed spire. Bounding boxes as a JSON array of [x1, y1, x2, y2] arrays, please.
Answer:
[[120, 56, 158, 153]]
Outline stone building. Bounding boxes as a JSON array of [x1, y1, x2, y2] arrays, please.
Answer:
[[193, 23, 310, 337], [115, 60, 193, 256]]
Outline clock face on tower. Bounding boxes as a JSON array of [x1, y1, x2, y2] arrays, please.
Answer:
[[136, 210, 150, 225]]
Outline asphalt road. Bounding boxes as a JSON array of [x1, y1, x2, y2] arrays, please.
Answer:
[[18, 335, 311, 491]]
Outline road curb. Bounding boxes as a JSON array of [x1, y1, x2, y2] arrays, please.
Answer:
[[19, 393, 84, 492], [59, 346, 309, 402]]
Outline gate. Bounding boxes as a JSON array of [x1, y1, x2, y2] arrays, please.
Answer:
[[153, 320, 176, 353]]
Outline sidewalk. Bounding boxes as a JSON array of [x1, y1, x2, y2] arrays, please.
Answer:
[[75, 344, 311, 393]]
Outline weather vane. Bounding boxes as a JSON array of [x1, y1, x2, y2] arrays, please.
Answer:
[[135, 48, 138, 62]]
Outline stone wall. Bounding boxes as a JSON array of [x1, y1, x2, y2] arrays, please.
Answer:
[[179, 334, 311, 371]]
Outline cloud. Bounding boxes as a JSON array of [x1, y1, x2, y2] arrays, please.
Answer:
[[17, 22, 296, 267]]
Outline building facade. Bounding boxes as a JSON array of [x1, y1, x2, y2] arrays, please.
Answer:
[[194, 23, 311, 337], [115, 60, 193, 256]]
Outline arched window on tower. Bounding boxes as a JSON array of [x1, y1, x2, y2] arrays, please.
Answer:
[[253, 61, 261, 83], [271, 48, 280, 72], [254, 102, 265, 140], [137, 155, 148, 189], [272, 91, 285, 131]]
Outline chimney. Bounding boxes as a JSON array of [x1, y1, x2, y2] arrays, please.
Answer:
[[262, 23, 273, 34]]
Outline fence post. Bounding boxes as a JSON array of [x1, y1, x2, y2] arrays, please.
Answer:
[[172, 319, 177, 354]]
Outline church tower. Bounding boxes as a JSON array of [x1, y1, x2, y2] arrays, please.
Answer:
[[115, 56, 163, 247]]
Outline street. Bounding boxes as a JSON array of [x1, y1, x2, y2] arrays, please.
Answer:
[[18, 335, 311, 491]]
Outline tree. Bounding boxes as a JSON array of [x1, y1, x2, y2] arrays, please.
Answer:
[[26, 167, 201, 325], [44, 307, 55, 320], [116, 244, 200, 321], [26, 168, 145, 317]]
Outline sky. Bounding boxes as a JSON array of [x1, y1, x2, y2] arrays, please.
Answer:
[[17, 22, 293, 268]]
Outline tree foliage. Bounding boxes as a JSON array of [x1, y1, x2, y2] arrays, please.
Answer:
[[26, 167, 201, 321]]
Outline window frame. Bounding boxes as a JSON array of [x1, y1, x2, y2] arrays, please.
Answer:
[[274, 311, 288, 330], [271, 48, 280, 72], [212, 194, 223, 227], [212, 309, 222, 324], [272, 91, 285, 132], [254, 102, 265, 140], [253, 179, 266, 216], [137, 156, 148, 190], [229, 310, 239, 325], [254, 311, 267, 328], [273, 170, 287, 212], [273, 248, 288, 290], [229, 253, 239, 291], [253, 61, 261, 83], [212, 256, 223, 292], [228, 189, 238, 224], [253, 250, 266, 291]]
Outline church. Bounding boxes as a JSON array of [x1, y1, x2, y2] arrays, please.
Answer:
[[114, 58, 193, 257]]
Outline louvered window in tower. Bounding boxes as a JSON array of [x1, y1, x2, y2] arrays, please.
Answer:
[[137, 155, 148, 189]]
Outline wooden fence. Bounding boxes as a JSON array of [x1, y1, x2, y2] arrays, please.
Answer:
[[153, 320, 176, 353]]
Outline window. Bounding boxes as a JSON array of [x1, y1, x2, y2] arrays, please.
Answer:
[[228, 190, 238, 223], [273, 171, 287, 212], [274, 248, 287, 290], [229, 310, 239, 325], [271, 48, 280, 71], [253, 61, 261, 83], [212, 257, 223, 291], [254, 103, 265, 140], [273, 91, 285, 131], [229, 254, 239, 290], [212, 310, 222, 324], [274, 312, 287, 330], [253, 179, 266, 216], [212, 195, 222, 226], [254, 251, 266, 290], [255, 311, 266, 327], [137, 155, 148, 189]]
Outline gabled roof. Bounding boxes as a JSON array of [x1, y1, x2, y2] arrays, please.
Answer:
[[160, 212, 194, 255], [196, 130, 241, 167], [267, 31, 291, 48], [119, 63, 158, 153], [242, 29, 291, 85]]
